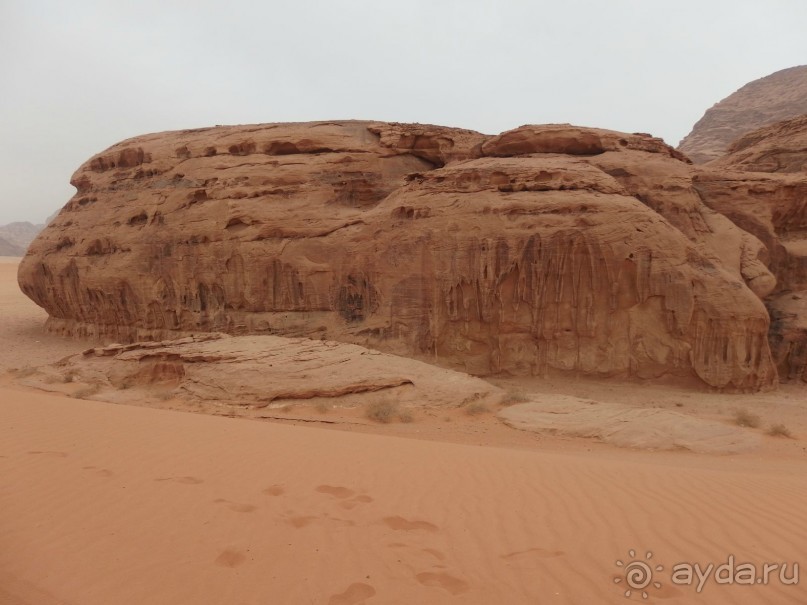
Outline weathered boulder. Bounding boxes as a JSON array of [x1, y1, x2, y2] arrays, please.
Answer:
[[19, 121, 779, 390], [498, 396, 759, 454], [678, 65, 807, 163], [18, 333, 503, 410]]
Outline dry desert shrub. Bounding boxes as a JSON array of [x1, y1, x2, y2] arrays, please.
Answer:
[[313, 400, 330, 414], [500, 389, 529, 406], [71, 385, 101, 399], [734, 409, 761, 428], [365, 400, 413, 424], [767, 424, 793, 438], [365, 400, 396, 423], [464, 401, 490, 416]]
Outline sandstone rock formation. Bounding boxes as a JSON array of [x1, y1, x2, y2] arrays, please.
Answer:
[[693, 114, 807, 383], [678, 65, 807, 164], [711, 115, 807, 174], [19, 333, 502, 411], [19, 121, 782, 391], [498, 396, 759, 454]]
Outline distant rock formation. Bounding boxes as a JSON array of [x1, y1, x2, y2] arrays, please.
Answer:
[[678, 65, 807, 164], [0, 221, 43, 256], [20, 120, 792, 391], [710, 114, 807, 173], [0, 236, 24, 256]]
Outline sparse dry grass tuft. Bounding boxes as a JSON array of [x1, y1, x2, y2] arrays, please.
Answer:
[[365, 400, 396, 423], [71, 385, 101, 400], [734, 409, 761, 429], [365, 400, 413, 424], [767, 423, 793, 438], [313, 401, 330, 414], [464, 401, 490, 416], [500, 389, 529, 406]]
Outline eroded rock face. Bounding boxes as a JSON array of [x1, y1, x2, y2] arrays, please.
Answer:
[[694, 114, 807, 383], [711, 115, 807, 174], [678, 65, 807, 164], [768, 292, 807, 382], [19, 121, 780, 390]]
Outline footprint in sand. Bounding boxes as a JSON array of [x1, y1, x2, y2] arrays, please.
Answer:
[[28, 450, 68, 457], [387, 543, 449, 569], [383, 516, 438, 532], [327, 582, 376, 605], [263, 485, 285, 496], [213, 498, 257, 513], [287, 515, 318, 528], [155, 476, 204, 485], [214, 548, 247, 568], [415, 572, 469, 595], [316, 486, 374, 510], [316, 485, 355, 499]]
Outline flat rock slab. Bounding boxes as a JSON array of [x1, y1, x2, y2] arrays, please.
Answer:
[[498, 396, 759, 454], [21, 333, 502, 410]]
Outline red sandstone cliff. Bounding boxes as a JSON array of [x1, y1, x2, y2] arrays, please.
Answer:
[[19, 121, 785, 390]]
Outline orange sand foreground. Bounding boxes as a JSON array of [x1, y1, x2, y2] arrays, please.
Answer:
[[1, 257, 806, 604]]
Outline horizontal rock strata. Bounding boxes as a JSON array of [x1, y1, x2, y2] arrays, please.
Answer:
[[18, 333, 503, 409], [20, 121, 783, 390]]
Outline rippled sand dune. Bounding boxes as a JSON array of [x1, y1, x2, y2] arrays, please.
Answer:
[[1, 257, 806, 604]]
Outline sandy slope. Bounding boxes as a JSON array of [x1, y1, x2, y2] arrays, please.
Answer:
[[1, 256, 807, 604]]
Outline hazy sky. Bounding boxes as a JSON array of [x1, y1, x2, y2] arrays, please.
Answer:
[[1, 0, 806, 225]]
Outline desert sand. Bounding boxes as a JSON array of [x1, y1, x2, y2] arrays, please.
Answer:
[[2, 254, 807, 604]]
